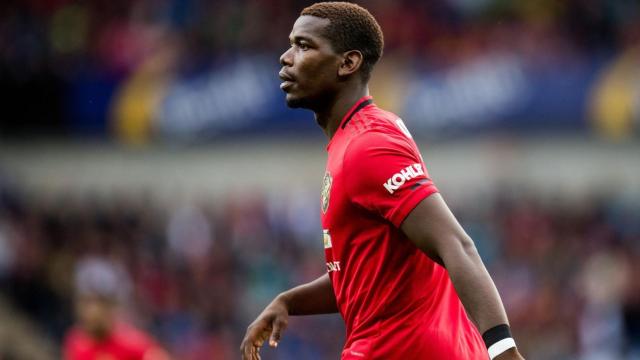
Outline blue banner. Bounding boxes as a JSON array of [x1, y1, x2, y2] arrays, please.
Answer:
[[143, 51, 636, 140]]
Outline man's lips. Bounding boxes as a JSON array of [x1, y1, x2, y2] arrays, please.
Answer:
[[279, 71, 295, 90], [280, 80, 294, 90], [278, 70, 295, 82]]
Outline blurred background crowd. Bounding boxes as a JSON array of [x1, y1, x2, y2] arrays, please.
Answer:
[[1, 0, 640, 359], [0, 181, 639, 359], [2, 0, 639, 141]]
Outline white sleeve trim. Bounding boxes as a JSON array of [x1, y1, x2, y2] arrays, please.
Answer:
[[488, 338, 516, 359]]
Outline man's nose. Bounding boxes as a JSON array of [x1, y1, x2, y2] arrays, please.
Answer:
[[280, 47, 293, 66]]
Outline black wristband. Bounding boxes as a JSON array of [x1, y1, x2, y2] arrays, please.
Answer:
[[482, 324, 512, 348]]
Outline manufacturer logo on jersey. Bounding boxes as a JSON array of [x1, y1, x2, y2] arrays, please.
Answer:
[[383, 163, 424, 194], [323, 229, 332, 249], [321, 171, 332, 213]]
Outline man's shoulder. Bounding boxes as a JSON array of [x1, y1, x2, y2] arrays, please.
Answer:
[[358, 104, 399, 125], [112, 322, 155, 349], [347, 104, 409, 140], [342, 128, 417, 183], [346, 118, 413, 157]]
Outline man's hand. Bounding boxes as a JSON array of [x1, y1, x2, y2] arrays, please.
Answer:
[[240, 274, 337, 359], [494, 347, 525, 360], [240, 296, 289, 360]]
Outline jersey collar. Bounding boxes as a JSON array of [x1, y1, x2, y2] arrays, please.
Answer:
[[338, 95, 374, 129]]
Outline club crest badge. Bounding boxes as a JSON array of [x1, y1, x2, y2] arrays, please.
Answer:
[[321, 171, 332, 214]]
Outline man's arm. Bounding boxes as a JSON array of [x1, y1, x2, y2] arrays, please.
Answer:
[[279, 273, 338, 315], [240, 274, 337, 360], [400, 193, 523, 360]]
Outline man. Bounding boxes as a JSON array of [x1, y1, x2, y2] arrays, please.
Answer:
[[63, 257, 169, 360], [241, 2, 524, 359]]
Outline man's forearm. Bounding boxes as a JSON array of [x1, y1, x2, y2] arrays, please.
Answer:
[[440, 235, 509, 333], [400, 194, 511, 334], [278, 273, 338, 316]]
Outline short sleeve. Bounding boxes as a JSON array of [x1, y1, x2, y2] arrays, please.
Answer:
[[343, 131, 438, 227]]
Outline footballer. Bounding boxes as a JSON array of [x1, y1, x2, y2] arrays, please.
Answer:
[[241, 2, 525, 359]]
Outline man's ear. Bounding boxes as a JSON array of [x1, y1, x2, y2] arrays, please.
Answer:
[[338, 50, 364, 77]]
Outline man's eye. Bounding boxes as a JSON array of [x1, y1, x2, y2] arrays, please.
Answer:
[[298, 43, 309, 50]]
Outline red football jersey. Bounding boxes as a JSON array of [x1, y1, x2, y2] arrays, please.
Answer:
[[321, 96, 487, 359], [63, 321, 162, 360]]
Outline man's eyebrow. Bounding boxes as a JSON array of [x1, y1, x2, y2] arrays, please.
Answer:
[[289, 35, 315, 44]]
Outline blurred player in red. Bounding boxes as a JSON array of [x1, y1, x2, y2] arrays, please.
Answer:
[[241, 2, 525, 360], [63, 258, 169, 360]]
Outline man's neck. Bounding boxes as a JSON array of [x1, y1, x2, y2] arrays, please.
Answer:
[[315, 87, 369, 140]]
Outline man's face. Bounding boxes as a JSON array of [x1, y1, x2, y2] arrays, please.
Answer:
[[76, 295, 116, 339], [279, 16, 342, 109]]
